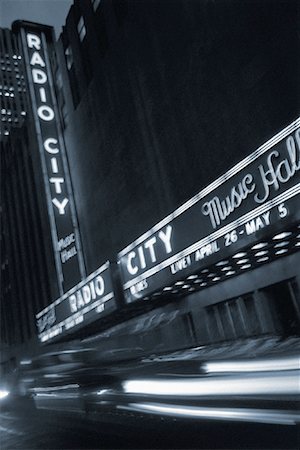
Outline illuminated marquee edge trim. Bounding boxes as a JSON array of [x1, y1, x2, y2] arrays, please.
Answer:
[[36, 261, 110, 318], [38, 291, 115, 342], [118, 117, 300, 257], [123, 183, 300, 290]]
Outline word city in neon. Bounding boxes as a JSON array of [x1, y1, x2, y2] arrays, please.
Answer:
[[126, 225, 173, 275], [27, 33, 69, 216]]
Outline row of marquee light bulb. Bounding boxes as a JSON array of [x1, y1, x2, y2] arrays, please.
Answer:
[[147, 224, 300, 299]]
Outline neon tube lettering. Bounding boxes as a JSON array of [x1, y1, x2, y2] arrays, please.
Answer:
[[44, 138, 59, 154], [52, 198, 69, 215], [254, 131, 300, 203], [30, 51, 45, 67], [202, 174, 255, 229], [32, 68, 47, 84], [27, 33, 41, 50]]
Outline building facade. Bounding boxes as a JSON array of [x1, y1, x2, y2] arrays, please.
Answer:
[[49, 0, 299, 350], [56, 0, 299, 272], [1, 0, 300, 374]]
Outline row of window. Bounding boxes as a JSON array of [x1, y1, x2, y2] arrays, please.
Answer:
[[1, 109, 25, 115], [0, 89, 26, 95], [0, 61, 19, 67], [0, 85, 14, 90], [1, 72, 24, 81], [1, 117, 21, 122], [1, 92, 15, 97], [64, 0, 102, 70]]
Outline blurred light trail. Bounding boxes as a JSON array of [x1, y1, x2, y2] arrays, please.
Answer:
[[123, 371, 299, 396], [0, 390, 9, 399], [119, 403, 300, 425], [0, 425, 25, 437], [97, 389, 111, 395], [33, 384, 79, 393], [20, 359, 32, 365], [202, 356, 300, 373]]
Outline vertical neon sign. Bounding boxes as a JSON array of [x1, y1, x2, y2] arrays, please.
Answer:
[[20, 24, 86, 294]]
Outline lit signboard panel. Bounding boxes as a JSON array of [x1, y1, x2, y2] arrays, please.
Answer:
[[118, 118, 300, 303], [36, 262, 116, 343], [19, 24, 85, 293]]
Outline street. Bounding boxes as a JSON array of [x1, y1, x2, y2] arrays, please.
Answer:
[[0, 397, 142, 449], [0, 396, 299, 449]]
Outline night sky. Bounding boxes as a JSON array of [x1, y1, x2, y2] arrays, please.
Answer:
[[0, 0, 73, 37]]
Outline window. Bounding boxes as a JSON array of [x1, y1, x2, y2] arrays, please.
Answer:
[[64, 45, 73, 70], [77, 16, 86, 42], [92, 0, 101, 11]]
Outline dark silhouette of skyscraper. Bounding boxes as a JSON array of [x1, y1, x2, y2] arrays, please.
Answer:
[[0, 28, 27, 138]]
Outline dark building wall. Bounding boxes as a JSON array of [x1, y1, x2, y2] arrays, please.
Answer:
[[1, 124, 59, 351], [57, 0, 299, 276]]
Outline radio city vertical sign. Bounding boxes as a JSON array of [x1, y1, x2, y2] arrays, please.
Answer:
[[19, 23, 85, 293], [118, 118, 300, 303]]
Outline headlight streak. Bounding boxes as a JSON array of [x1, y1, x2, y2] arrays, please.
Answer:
[[97, 389, 111, 395], [202, 356, 300, 373], [33, 383, 79, 393], [117, 403, 300, 425], [0, 390, 10, 400], [35, 392, 78, 398], [122, 371, 299, 396], [20, 359, 32, 365]]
